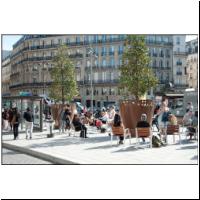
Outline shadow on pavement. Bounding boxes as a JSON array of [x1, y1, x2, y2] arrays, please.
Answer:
[[176, 145, 198, 150], [112, 145, 144, 153], [191, 155, 198, 160], [26, 135, 110, 149]]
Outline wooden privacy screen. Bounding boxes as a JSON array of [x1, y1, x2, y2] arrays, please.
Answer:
[[120, 100, 155, 136], [51, 103, 77, 128]]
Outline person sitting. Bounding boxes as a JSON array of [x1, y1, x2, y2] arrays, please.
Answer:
[[113, 109, 124, 145], [136, 113, 150, 142], [187, 111, 198, 140], [183, 110, 193, 126], [72, 114, 88, 138], [107, 105, 116, 125], [99, 108, 109, 124]]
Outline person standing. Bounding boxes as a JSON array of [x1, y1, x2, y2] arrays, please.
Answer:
[[23, 107, 34, 139], [12, 107, 21, 140], [2, 108, 9, 130], [59, 107, 66, 134]]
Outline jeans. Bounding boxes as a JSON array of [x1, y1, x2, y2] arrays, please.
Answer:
[[13, 124, 19, 139], [25, 121, 33, 138]]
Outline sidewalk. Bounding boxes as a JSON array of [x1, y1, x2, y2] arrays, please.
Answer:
[[2, 126, 198, 164]]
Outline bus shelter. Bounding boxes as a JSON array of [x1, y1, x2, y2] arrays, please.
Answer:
[[2, 96, 44, 132]]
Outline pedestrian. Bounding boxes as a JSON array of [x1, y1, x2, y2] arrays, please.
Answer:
[[64, 105, 72, 131], [11, 107, 21, 140], [59, 106, 66, 134], [2, 108, 9, 130], [72, 114, 88, 138], [23, 107, 34, 139], [8, 108, 13, 131]]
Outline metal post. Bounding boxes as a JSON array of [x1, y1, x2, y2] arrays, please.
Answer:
[[90, 53, 93, 114], [43, 52, 45, 95]]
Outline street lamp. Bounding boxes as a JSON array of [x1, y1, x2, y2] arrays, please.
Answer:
[[87, 46, 97, 115]]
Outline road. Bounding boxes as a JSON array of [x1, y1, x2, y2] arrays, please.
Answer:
[[2, 148, 52, 164]]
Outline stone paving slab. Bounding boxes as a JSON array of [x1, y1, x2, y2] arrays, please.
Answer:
[[2, 126, 198, 164]]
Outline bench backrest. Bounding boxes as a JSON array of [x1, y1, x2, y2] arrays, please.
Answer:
[[112, 126, 124, 135], [167, 125, 180, 134], [136, 127, 151, 137]]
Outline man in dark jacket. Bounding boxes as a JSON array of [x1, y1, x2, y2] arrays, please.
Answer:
[[136, 113, 150, 142], [23, 107, 34, 139]]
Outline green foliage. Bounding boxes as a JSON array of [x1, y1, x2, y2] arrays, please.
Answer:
[[120, 35, 158, 100], [49, 45, 78, 103]]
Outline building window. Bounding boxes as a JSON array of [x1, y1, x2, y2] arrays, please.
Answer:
[[118, 57, 122, 66], [153, 60, 157, 67], [94, 47, 99, 56], [58, 39, 62, 45], [66, 38, 70, 44], [118, 45, 123, 54], [102, 59, 106, 67], [86, 60, 91, 67], [159, 60, 163, 68], [166, 60, 169, 68], [110, 57, 115, 67], [176, 37, 180, 45], [94, 59, 98, 67], [76, 37, 80, 44], [165, 49, 170, 58], [101, 46, 107, 56], [102, 35, 107, 42], [109, 46, 115, 55]]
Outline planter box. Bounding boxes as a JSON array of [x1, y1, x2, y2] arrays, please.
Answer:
[[120, 100, 155, 137]]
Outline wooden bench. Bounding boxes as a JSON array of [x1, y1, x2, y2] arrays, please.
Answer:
[[135, 127, 152, 148], [166, 124, 181, 144], [111, 125, 131, 146]]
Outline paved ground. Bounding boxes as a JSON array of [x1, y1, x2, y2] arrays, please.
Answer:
[[2, 148, 52, 164], [2, 126, 198, 164]]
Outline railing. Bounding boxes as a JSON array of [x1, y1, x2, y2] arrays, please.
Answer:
[[11, 37, 125, 59], [146, 40, 173, 46], [83, 79, 119, 84], [9, 82, 53, 89]]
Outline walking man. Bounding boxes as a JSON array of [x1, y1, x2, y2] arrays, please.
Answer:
[[23, 107, 34, 139]]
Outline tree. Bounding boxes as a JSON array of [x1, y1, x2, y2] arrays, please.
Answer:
[[49, 45, 78, 105], [120, 35, 158, 100]]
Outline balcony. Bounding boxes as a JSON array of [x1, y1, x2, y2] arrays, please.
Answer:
[[83, 79, 119, 85], [9, 81, 52, 89]]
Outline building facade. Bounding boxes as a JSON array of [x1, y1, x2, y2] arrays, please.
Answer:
[[8, 35, 178, 108], [172, 35, 188, 92], [2, 55, 11, 96], [186, 38, 198, 90]]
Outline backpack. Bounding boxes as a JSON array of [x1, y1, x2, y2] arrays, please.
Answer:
[[152, 135, 162, 147]]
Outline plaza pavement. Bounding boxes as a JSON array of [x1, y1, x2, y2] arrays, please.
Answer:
[[2, 126, 198, 164]]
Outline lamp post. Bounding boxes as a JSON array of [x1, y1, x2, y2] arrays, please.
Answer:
[[87, 46, 97, 115]]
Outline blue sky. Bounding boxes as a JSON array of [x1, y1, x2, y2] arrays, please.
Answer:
[[2, 35, 22, 51], [2, 35, 198, 51]]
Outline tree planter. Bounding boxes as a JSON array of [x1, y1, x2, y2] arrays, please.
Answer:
[[120, 100, 155, 137], [51, 103, 76, 129]]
